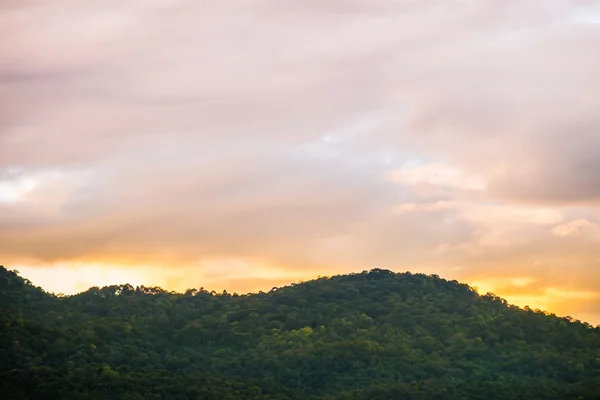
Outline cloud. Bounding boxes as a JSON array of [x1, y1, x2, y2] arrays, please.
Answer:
[[551, 219, 599, 238], [390, 161, 487, 191], [1, 0, 600, 324], [0, 172, 37, 203], [393, 201, 456, 215]]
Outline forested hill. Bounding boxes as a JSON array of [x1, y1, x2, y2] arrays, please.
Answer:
[[1, 266, 599, 399]]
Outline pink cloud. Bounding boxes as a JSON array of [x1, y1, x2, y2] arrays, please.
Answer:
[[1, 0, 600, 324]]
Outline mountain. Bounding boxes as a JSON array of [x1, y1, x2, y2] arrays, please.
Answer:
[[1, 265, 599, 399]]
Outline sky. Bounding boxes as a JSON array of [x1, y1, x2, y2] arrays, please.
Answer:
[[1, 0, 600, 325]]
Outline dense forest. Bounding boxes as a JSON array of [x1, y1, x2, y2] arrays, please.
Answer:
[[1, 265, 599, 399]]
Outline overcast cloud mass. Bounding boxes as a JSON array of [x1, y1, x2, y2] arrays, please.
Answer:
[[1, 0, 600, 324]]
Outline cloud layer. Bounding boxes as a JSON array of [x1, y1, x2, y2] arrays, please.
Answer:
[[2, 0, 600, 324]]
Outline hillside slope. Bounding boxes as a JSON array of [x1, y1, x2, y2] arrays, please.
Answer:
[[1, 266, 599, 399]]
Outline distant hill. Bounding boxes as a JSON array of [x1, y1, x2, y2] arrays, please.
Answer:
[[1, 265, 599, 399]]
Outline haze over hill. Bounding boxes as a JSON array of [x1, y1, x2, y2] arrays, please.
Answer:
[[2, 266, 599, 399], [2, 1, 600, 325]]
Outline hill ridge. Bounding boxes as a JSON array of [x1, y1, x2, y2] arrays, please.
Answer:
[[2, 265, 597, 328]]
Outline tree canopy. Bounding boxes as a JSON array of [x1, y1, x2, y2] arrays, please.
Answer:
[[1, 266, 599, 399]]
